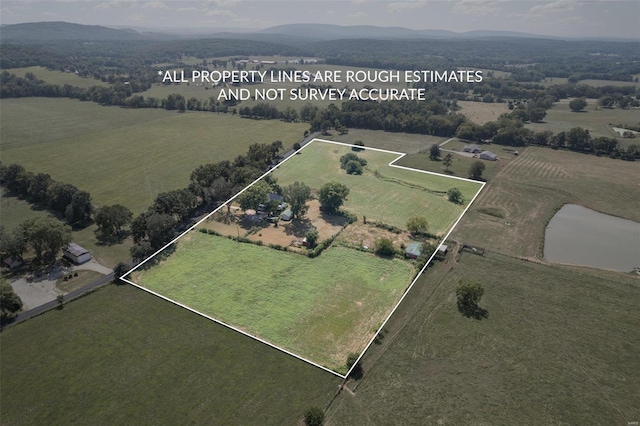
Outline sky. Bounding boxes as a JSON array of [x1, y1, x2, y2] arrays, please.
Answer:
[[1, 1, 639, 39]]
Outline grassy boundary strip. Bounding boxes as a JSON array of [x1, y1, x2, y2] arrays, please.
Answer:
[[120, 138, 485, 379]]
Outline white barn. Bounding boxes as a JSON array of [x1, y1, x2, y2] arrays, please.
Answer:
[[63, 243, 91, 264], [479, 150, 498, 161]]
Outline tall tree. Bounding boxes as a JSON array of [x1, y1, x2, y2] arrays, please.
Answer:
[[65, 190, 93, 224], [238, 181, 272, 212], [283, 181, 313, 219], [429, 144, 441, 161], [95, 204, 133, 240], [318, 182, 350, 214], [442, 153, 453, 172], [20, 217, 72, 264], [469, 161, 486, 180], [569, 97, 588, 112], [0, 278, 23, 321]]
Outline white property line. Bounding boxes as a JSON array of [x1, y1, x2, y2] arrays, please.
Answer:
[[120, 138, 485, 379]]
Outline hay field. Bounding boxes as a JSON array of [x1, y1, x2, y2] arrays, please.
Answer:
[[1, 98, 307, 214], [326, 252, 640, 425], [134, 233, 414, 374], [452, 145, 640, 258]]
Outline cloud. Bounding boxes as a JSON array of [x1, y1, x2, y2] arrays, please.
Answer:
[[205, 8, 235, 17], [529, 0, 576, 14], [387, 0, 429, 13], [206, 0, 241, 7], [349, 11, 368, 18], [176, 6, 198, 13], [451, 0, 506, 17], [94, 0, 136, 10], [140, 1, 170, 10]]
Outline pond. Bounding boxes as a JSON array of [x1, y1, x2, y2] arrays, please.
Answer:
[[544, 204, 640, 272]]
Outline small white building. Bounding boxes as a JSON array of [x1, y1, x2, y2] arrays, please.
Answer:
[[63, 243, 91, 265], [479, 150, 498, 161]]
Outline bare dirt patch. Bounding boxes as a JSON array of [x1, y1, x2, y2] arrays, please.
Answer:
[[200, 200, 349, 248], [336, 222, 413, 249]]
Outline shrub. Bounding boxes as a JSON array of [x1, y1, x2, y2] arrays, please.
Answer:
[[374, 237, 395, 256], [304, 406, 325, 426], [344, 160, 363, 175], [406, 216, 429, 235], [447, 187, 464, 204], [305, 228, 319, 248]]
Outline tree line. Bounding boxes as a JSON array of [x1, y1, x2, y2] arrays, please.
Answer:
[[129, 141, 284, 262]]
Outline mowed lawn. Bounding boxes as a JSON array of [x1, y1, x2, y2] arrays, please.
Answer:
[[1, 98, 308, 214], [135, 233, 414, 374], [0, 285, 341, 425], [273, 141, 482, 235], [326, 253, 640, 425]]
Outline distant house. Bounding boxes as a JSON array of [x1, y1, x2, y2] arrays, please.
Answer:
[[280, 208, 293, 221], [267, 193, 284, 203], [479, 150, 498, 161], [405, 242, 423, 259], [462, 144, 482, 153], [4, 257, 23, 270], [63, 243, 91, 265]]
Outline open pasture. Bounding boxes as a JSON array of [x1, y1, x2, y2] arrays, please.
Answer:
[[1, 98, 307, 214], [396, 149, 508, 181], [5, 66, 110, 89], [134, 233, 414, 374], [326, 252, 640, 425], [452, 145, 640, 259], [457, 100, 509, 125], [0, 284, 340, 425], [273, 141, 482, 235], [324, 129, 447, 154], [525, 98, 640, 146]]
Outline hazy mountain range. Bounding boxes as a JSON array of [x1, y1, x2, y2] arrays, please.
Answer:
[[2, 21, 635, 43]]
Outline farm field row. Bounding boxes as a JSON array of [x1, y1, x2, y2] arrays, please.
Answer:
[[0, 284, 341, 425], [452, 145, 640, 258], [1, 98, 308, 215], [325, 251, 640, 425]]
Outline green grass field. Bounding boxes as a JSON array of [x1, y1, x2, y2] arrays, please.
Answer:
[[1, 98, 308, 214], [0, 284, 341, 425], [273, 141, 482, 234], [323, 129, 447, 154], [5, 66, 110, 89], [135, 233, 414, 374], [452, 145, 640, 258], [525, 98, 640, 147], [326, 252, 640, 425], [0, 188, 54, 231]]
